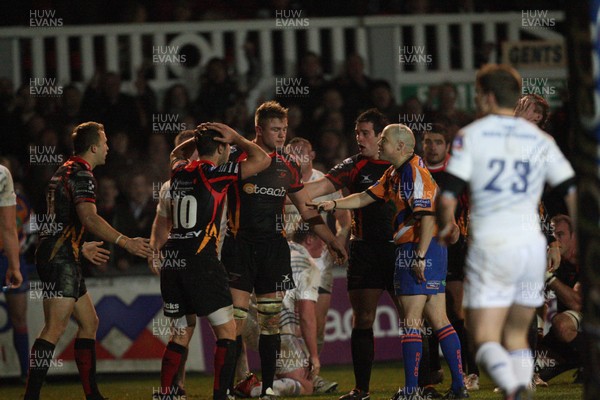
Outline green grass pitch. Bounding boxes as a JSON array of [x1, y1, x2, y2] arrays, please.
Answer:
[[2, 362, 583, 399]]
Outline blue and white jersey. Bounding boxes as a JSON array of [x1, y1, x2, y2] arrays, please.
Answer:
[[446, 114, 574, 245]]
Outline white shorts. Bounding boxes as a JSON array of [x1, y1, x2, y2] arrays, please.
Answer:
[[463, 234, 546, 309]]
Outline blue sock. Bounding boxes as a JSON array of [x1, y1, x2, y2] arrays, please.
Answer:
[[401, 327, 422, 393], [13, 326, 29, 378], [436, 324, 464, 392]]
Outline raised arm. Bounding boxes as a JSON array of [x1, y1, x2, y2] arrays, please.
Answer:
[[170, 137, 197, 166], [303, 177, 337, 200]]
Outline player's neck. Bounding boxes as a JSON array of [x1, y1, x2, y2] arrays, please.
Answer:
[[391, 152, 413, 168], [77, 154, 96, 170], [302, 166, 312, 181], [490, 106, 515, 117]]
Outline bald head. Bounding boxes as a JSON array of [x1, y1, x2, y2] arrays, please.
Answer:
[[383, 124, 415, 150]]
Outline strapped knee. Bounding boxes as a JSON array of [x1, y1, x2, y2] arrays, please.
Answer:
[[207, 305, 234, 327], [233, 306, 248, 321], [256, 297, 282, 335]]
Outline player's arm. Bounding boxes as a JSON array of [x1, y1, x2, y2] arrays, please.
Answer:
[[437, 173, 466, 244], [76, 202, 152, 258], [201, 122, 271, 179], [0, 204, 22, 288], [297, 299, 320, 377], [148, 213, 171, 275], [413, 214, 435, 283], [334, 207, 351, 242], [170, 137, 196, 166], [547, 277, 582, 312], [303, 177, 337, 200], [81, 241, 110, 266], [307, 191, 376, 212], [289, 189, 348, 264]]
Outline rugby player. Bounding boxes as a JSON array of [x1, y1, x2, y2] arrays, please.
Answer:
[[310, 123, 467, 400], [437, 64, 577, 400], [157, 122, 270, 400], [25, 122, 152, 400], [302, 109, 397, 400], [221, 101, 347, 399]]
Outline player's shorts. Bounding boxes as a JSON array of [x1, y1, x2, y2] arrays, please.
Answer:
[[446, 237, 467, 282], [35, 259, 87, 300], [394, 239, 447, 296], [160, 253, 232, 318], [0, 254, 30, 294], [347, 240, 396, 291], [277, 334, 310, 375], [463, 234, 546, 309], [221, 234, 295, 295]]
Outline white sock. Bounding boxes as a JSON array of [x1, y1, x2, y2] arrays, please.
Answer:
[[476, 342, 519, 393], [273, 378, 302, 395], [509, 348, 534, 387]]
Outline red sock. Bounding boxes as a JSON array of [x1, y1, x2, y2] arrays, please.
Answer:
[[74, 338, 99, 397], [161, 342, 186, 393], [214, 339, 236, 399]]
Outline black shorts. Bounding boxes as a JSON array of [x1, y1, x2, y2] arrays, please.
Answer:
[[347, 240, 396, 291], [446, 237, 467, 282], [221, 234, 295, 295], [36, 259, 87, 300], [160, 254, 232, 318]]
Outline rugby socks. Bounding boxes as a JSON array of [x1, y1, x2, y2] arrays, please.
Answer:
[[229, 334, 243, 390], [436, 324, 464, 392], [214, 339, 236, 400], [74, 338, 102, 398], [401, 327, 422, 393], [476, 342, 519, 394], [161, 341, 186, 393], [24, 338, 55, 399], [259, 333, 280, 395], [13, 325, 30, 378], [509, 348, 533, 388], [428, 333, 441, 371], [351, 328, 374, 392], [174, 346, 188, 389]]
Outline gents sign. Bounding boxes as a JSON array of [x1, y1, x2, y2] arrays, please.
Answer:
[[502, 41, 566, 69]]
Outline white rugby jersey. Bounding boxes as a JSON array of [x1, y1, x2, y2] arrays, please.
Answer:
[[446, 114, 574, 245], [0, 165, 16, 207]]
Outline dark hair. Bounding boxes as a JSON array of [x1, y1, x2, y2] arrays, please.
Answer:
[[255, 101, 288, 128], [291, 226, 317, 244], [476, 64, 521, 109], [72, 121, 103, 155], [195, 129, 223, 156], [356, 108, 389, 136], [424, 123, 451, 144]]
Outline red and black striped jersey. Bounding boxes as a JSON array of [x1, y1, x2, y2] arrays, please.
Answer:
[[36, 156, 96, 264], [165, 159, 241, 257], [227, 146, 303, 240], [325, 154, 396, 242]]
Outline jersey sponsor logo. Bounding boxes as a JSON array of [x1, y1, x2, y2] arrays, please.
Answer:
[[168, 229, 203, 239], [164, 302, 180, 314], [413, 198, 432, 209], [426, 280, 441, 290], [242, 183, 287, 197]]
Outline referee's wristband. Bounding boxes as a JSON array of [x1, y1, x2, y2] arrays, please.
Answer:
[[546, 274, 557, 286], [415, 255, 426, 261], [332, 200, 337, 210]]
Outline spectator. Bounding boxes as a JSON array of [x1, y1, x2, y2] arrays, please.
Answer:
[[163, 83, 194, 121], [195, 58, 239, 122], [370, 80, 402, 124], [425, 82, 472, 128], [331, 53, 374, 123]]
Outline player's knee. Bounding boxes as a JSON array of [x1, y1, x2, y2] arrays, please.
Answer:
[[552, 314, 575, 342], [353, 310, 376, 329], [234, 306, 248, 321], [208, 305, 234, 327], [256, 297, 282, 335]]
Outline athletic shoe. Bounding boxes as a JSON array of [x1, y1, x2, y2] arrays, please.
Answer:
[[258, 387, 277, 400], [313, 375, 338, 393], [463, 374, 479, 391], [339, 388, 371, 400], [532, 373, 548, 388], [442, 387, 469, 399], [389, 388, 423, 400], [573, 367, 584, 384], [234, 373, 261, 397], [421, 385, 442, 398], [431, 369, 445, 385]]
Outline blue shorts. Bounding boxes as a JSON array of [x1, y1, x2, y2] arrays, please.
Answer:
[[0, 254, 30, 294], [393, 239, 447, 296]]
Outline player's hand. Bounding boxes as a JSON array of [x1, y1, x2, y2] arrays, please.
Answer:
[[515, 97, 537, 122], [147, 249, 162, 276], [547, 245, 561, 273], [4, 267, 23, 291], [124, 237, 153, 258], [309, 356, 321, 379], [81, 241, 111, 266], [412, 258, 426, 284], [199, 122, 240, 145], [306, 201, 335, 213], [327, 238, 348, 265]]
